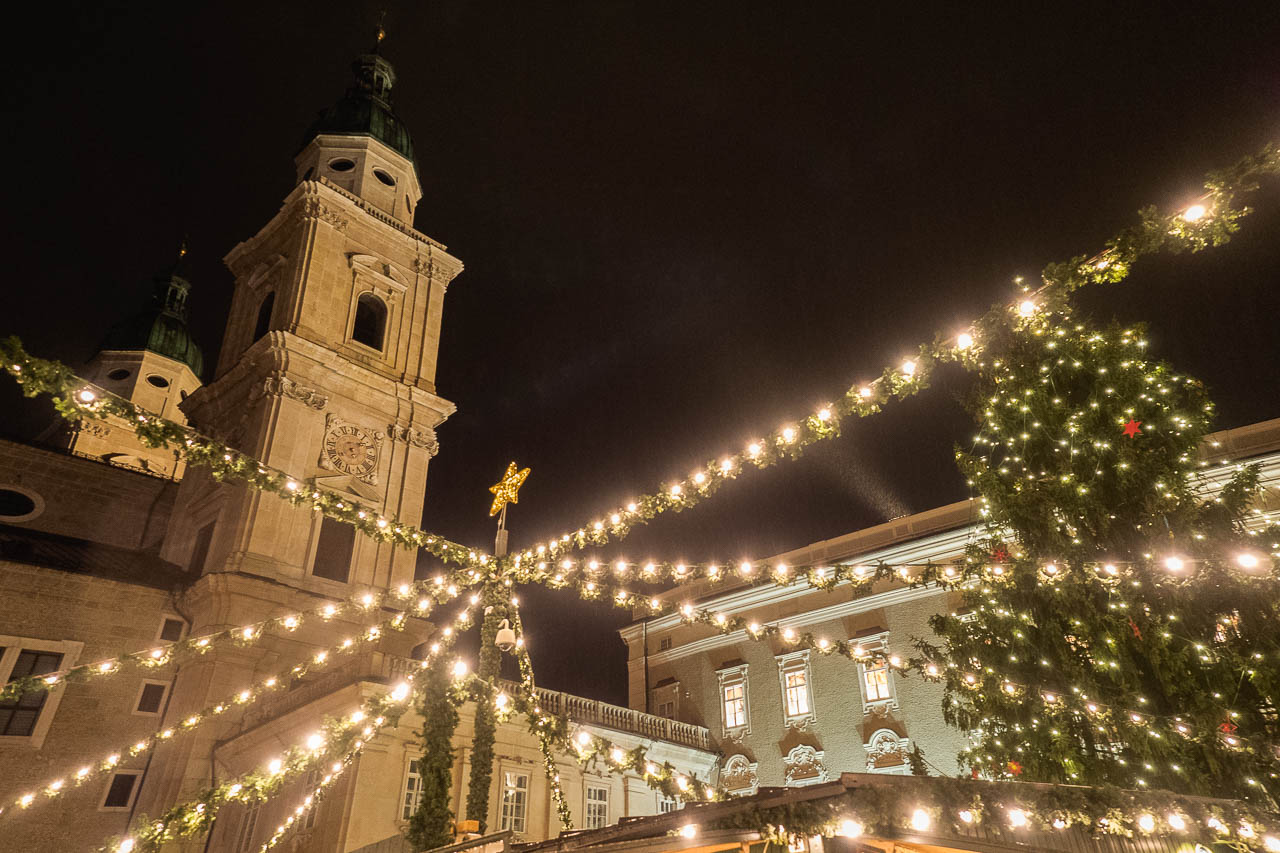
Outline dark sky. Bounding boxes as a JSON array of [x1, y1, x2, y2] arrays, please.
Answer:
[[4, 3, 1279, 704]]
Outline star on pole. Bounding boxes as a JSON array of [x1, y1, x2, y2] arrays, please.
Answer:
[[489, 462, 531, 517], [1122, 419, 1143, 438]]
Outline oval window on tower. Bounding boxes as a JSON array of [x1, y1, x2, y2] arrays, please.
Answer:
[[146, 375, 171, 389], [373, 168, 396, 187], [106, 368, 131, 381], [329, 158, 356, 173], [0, 485, 43, 522]]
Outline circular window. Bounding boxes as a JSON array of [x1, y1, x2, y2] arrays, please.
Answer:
[[373, 169, 396, 187], [146, 375, 170, 389], [106, 368, 131, 381], [329, 158, 356, 172], [0, 486, 43, 522]]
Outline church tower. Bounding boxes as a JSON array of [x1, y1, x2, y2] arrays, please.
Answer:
[[138, 36, 463, 826], [161, 38, 462, 592], [57, 253, 204, 478]]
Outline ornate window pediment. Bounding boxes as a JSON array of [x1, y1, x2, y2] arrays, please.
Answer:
[[864, 728, 911, 774], [721, 754, 759, 796], [783, 745, 826, 787]]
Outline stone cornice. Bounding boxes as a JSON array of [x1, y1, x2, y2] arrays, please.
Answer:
[[637, 584, 945, 666]]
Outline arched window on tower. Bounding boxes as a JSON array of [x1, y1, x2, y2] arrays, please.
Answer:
[[253, 292, 275, 343], [352, 293, 387, 351]]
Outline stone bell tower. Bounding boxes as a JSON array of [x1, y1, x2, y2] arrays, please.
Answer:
[[161, 38, 463, 593], [137, 36, 463, 832]]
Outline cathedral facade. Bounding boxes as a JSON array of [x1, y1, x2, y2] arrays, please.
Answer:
[[0, 45, 715, 853]]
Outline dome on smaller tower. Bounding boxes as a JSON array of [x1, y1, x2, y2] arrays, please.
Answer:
[[100, 259, 204, 377]]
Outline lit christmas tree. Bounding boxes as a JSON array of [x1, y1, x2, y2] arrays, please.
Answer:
[[921, 301, 1280, 804]]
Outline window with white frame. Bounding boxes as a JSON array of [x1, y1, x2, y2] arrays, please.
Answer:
[[658, 795, 679, 813], [854, 632, 898, 711], [716, 662, 750, 734], [585, 784, 609, 829], [401, 759, 422, 821], [776, 650, 814, 725], [0, 637, 82, 746], [499, 770, 529, 833]]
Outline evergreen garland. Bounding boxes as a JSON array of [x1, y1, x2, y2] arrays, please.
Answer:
[[465, 597, 506, 832], [407, 658, 460, 851]]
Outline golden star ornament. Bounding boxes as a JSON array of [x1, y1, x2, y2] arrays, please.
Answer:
[[489, 462, 531, 517]]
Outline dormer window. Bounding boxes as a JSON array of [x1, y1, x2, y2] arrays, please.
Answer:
[[352, 293, 387, 351]]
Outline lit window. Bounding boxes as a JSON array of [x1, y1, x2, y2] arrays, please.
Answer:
[[854, 632, 898, 711], [500, 771, 529, 833], [776, 651, 814, 725], [785, 670, 809, 715], [402, 759, 422, 821], [723, 683, 746, 728], [585, 785, 609, 829], [863, 664, 891, 702], [716, 663, 750, 733], [0, 648, 63, 736]]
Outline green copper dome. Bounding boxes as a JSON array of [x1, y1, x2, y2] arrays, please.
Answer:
[[303, 53, 415, 162], [101, 266, 204, 377]]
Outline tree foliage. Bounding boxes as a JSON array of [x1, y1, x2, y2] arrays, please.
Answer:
[[922, 306, 1280, 804]]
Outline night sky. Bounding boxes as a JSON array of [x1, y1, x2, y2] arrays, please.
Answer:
[[4, 3, 1279, 704]]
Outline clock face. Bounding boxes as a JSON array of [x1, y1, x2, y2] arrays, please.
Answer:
[[324, 424, 376, 476]]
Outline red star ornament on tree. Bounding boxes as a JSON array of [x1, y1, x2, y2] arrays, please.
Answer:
[[1122, 418, 1143, 438]]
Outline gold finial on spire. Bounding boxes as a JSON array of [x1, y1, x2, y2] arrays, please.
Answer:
[[374, 10, 387, 51]]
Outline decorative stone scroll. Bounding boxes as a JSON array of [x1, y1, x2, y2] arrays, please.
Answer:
[[387, 424, 440, 457], [262, 377, 328, 410], [301, 197, 349, 232]]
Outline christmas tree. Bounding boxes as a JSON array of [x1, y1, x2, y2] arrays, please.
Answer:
[[921, 301, 1280, 804]]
